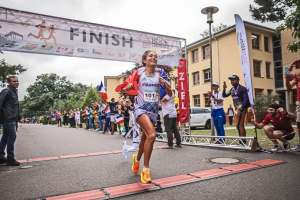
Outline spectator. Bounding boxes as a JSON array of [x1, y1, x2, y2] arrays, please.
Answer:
[[51, 112, 55, 125], [208, 82, 226, 144], [75, 108, 80, 129], [46, 113, 50, 125], [85, 106, 90, 130], [223, 75, 250, 146], [227, 104, 234, 126], [63, 110, 69, 127], [0, 75, 21, 166], [98, 101, 106, 132], [121, 100, 131, 134], [92, 105, 99, 130], [285, 60, 300, 151], [72, 109, 76, 128], [162, 90, 182, 149], [106, 98, 119, 135], [68, 110, 73, 128], [56, 111, 62, 127], [252, 103, 295, 152]]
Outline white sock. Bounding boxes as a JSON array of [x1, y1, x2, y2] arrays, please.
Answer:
[[143, 166, 149, 170]]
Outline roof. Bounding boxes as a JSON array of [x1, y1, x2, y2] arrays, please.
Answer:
[[187, 21, 276, 50]]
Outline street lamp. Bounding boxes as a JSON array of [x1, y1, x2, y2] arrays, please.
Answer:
[[201, 6, 219, 136], [59, 94, 61, 113]]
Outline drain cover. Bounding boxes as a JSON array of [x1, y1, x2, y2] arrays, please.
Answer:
[[203, 157, 248, 165]]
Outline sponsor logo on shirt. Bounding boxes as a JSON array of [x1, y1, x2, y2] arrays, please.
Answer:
[[142, 83, 159, 87]]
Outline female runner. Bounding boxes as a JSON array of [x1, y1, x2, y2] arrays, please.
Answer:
[[41, 24, 59, 47], [28, 20, 50, 48], [123, 50, 172, 183]]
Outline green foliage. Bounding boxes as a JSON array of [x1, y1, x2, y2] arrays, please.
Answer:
[[0, 59, 27, 87], [250, 0, 300, 52], [22, 73, 75, 113], [81, 87, 101, 108], [200, 23, 231, 38], [254, 94, 281, 121]]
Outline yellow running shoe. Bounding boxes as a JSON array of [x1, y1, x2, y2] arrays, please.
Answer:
[[141, 169, 152, 183], [132, 154, 140, 174]]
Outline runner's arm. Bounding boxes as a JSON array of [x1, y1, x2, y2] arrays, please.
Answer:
[[251, 118, 265, 129], [222, 89, 231, 98], [161, 97, 168, 102], [240, 87, 248, 111]]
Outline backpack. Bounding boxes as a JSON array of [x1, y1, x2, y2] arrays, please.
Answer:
[[230, 85, 251, 109]]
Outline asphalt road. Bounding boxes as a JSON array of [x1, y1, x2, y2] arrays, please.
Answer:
[[0, 124, 299, 200]]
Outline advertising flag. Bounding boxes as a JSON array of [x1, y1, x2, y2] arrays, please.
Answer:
[[234, 14, 255, 116], [178, 59, 190, 123], [98, 81, 108, 100], [116, 115, 124, 124]]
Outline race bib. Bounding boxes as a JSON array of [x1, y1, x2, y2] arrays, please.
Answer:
[[144, 91, 159, 102]]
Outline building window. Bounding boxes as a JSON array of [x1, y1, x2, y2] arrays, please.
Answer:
[[193, 72, 199, 85], [192, 49, 199, 63], [203, 45, 210, 59], [253, 61, 261, 77], [266, 63, 271, 78], [204, 69, 211, 83], [193, 95, 200, 107], [204, 94, 210, 107], [267, 90, 272, 95], [264, 37, 269, 51], [255, 89, 263, 96], [252, 34, 259, 50]]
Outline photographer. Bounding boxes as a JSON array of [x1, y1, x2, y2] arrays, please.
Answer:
[[285, 59, 300, 151], [251, 103, 296, 152], [0, 76, 21, 166]]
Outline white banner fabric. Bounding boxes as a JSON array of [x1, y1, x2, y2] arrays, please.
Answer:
[[0, 7, 181, 66], [234, 14, 254, 107]]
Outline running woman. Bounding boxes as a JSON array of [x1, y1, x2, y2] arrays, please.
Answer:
[[119, 50, 172, 183]]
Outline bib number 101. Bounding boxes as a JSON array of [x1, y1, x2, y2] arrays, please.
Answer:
[[144, 92, 158, 102]]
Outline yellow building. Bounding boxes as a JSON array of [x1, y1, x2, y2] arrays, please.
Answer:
[[186, 21, 275, 112], [105, 21, 298, 113]]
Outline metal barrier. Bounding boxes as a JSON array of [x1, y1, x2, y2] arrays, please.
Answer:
[[155, 133, 261, 151]]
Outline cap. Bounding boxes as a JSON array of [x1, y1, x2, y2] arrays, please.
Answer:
[[212, 82, 219, 86], [228, 75, 240, 80]]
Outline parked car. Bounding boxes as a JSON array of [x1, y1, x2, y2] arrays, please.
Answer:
[[189, 107, 211, 129]]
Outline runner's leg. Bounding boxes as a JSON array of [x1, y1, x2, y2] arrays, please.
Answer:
[[136, 114, 156, 167]]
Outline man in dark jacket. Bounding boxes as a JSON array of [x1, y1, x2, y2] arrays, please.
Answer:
[[0, 76, 21, 166]]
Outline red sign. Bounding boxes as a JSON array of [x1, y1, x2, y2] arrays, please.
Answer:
[[178, 59, 190, 123]]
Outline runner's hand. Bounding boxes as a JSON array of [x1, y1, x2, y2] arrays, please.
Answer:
[[207, 91, 212, 97], [125, 83, 133, 91], [223, 82, 227, 90], [277, 107, 286, 114], [284, 72, 290, 79], [159, 77, 166, 86]]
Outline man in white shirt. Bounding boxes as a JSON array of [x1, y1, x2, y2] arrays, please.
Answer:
[[98, 101, 106, 131], [161, 90, 182, 149], [75, 108, 81, 129], [207, 82, 226, 144]]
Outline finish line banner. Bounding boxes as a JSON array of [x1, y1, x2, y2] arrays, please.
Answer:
[[234, 14, 255, 114], [0, 7, 180, 66]]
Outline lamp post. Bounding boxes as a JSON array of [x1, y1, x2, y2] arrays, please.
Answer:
[[201, 6, 219, 136], [59, 94, 61, 113]]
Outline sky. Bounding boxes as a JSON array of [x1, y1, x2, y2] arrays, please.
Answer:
[[1, 0, 281, 100]]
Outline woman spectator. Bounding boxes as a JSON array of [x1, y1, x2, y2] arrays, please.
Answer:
[[63, 110, 69, 127]]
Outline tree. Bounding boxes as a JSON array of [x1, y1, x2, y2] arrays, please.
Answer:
[[250, 0, 300, 52], [81, 87, 101, 108], [22, 73, 75, 112], [254, 93, 281, 121], [0, 59, 27, 87], [200, 23, 231, 38]]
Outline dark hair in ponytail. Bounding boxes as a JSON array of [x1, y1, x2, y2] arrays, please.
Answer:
[[142, 50, 156, 66]]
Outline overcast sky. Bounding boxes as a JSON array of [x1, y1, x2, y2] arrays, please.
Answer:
[[1, 0, 280, 100]]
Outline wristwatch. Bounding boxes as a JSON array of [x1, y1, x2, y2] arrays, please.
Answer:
[[285, 112, 288, 115]]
